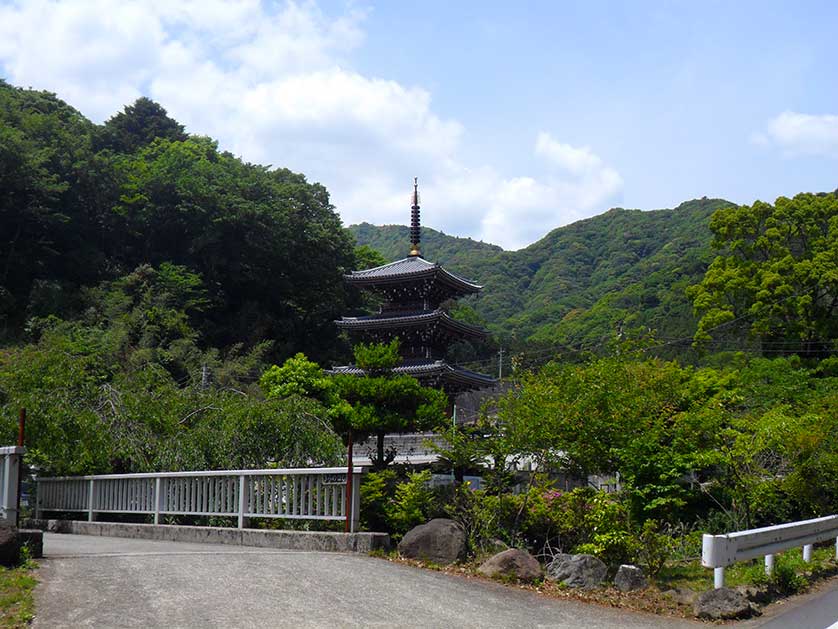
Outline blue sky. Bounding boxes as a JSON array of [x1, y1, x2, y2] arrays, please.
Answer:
[[1, 0, 836, 249]]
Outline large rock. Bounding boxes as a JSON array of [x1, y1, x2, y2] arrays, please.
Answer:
[[478, 548, 543, 582], [546, 553, 607, 589], [398, 519, 465, 564], [614, 564, 647, 591], [694, 587, 758, 620], [663, 587, 698, 606], [0, 527, 19, 567]]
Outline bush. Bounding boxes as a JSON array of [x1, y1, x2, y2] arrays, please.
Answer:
[[635, 520, 674, 577], [360, 468, 441, 539]]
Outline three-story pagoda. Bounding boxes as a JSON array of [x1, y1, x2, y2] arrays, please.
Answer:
[[331, 179, 496, 394]]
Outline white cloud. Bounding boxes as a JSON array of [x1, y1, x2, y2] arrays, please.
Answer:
[[755, 111, 838, 157], [0, 0, 623, 250]]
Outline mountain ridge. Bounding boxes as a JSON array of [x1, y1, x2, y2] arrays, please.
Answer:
[[348, 197, 734, 346]]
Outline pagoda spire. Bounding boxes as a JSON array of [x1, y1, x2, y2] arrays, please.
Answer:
[[409, 177, 421, 257]]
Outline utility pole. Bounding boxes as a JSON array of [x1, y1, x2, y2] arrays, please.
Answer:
[[498, 347, 504, 380]]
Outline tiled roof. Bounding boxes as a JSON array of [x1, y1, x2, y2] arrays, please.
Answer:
[[345, 256, 482, 292], [335, 309, 488, 339], [328, 359, 496, 389]]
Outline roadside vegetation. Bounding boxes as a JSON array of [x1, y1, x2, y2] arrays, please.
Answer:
[[0, 549, 38, 628]]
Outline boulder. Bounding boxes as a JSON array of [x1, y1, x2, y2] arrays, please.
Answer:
[[0, 527, 19, 567], [614, 564, 647, 591], [546, 553, 607, 589], [478, 548, 543, 582], [398, 519, 465, 564], [663, 587, 698, 606], [694, 587, 758, 620]]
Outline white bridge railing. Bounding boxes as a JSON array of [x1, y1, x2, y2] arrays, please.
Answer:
[[36, 467, 363, 532], [702, 515, 838, 588]]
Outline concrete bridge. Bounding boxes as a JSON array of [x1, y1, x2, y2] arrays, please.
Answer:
[[33, 532, 838, 628]]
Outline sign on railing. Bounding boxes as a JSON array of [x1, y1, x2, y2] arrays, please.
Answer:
[[36, 467, 363, 532], [702, 514, 838, 588]]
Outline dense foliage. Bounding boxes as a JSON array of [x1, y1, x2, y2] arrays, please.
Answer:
[[0, 312, 344, 476], [689, 192, 838, 356], [0, 81, 357, 362]]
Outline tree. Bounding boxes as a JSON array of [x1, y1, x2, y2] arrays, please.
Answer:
[[98, 97, 186, 154], [260, 343, 448, 470], [689, 193, 838, 356]]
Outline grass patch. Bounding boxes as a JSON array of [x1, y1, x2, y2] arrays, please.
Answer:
[[0, 564, 37, 628], [659, 543, 837, 593]]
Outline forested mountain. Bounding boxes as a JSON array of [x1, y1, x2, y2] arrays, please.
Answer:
[[349, 197, 732, 347], [0, 81, 357, 364]]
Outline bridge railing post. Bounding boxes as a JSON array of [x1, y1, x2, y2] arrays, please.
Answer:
[[350, 470, 362, 533], [33, 478, 41, 520], [154, 477, 162, 525], [237, 474, 249, 529], [87, 478, 95, 522]]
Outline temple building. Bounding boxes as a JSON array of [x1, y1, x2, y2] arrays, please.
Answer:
[[330, 178, 496, 395]]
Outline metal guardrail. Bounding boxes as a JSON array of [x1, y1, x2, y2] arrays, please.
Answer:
[[0, 446, 25, 524], [36, 467, 363, 532], [702, 515, 838, 588]]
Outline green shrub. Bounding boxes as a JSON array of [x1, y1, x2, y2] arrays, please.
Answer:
[[360, 469, 398, 532], [360, 468, 441, 539], [390, 470, 436, 534], [635, 519, 674, 577]]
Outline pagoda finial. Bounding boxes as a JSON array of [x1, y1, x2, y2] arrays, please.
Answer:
[[409, 176, 421, 257]]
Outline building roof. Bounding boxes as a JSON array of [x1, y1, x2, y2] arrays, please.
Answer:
[[336, 309, 488, 340], [345, 256, 482, 294], [328, 358, 496, 391]]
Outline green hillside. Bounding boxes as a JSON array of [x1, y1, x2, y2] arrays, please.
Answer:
[[349, 197, 733, 347]]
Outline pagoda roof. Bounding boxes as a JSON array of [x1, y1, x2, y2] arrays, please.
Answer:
[[336, 309, 487, 340], [328, 358, 496, 392], [345, 256, 482, 294]]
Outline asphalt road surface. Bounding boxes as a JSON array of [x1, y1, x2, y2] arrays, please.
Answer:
[[34, 533, 703, 629]]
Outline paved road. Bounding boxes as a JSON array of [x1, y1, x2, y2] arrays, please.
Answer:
[[34, 533, 702, 629], [748, 577, 838, 629]]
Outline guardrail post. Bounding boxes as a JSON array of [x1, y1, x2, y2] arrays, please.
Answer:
[[765, 554, 774, 575], [154, 477, 162, 525], [803, 544, 813, 562], [714, 567, 725, 589], [87, 479, 95, 522], [1, 449, 21, 524], [350, 470, 362, 533], [237, 474, 248, 529]]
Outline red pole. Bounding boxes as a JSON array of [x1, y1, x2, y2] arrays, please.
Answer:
[[344, 429, 353, 533]]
